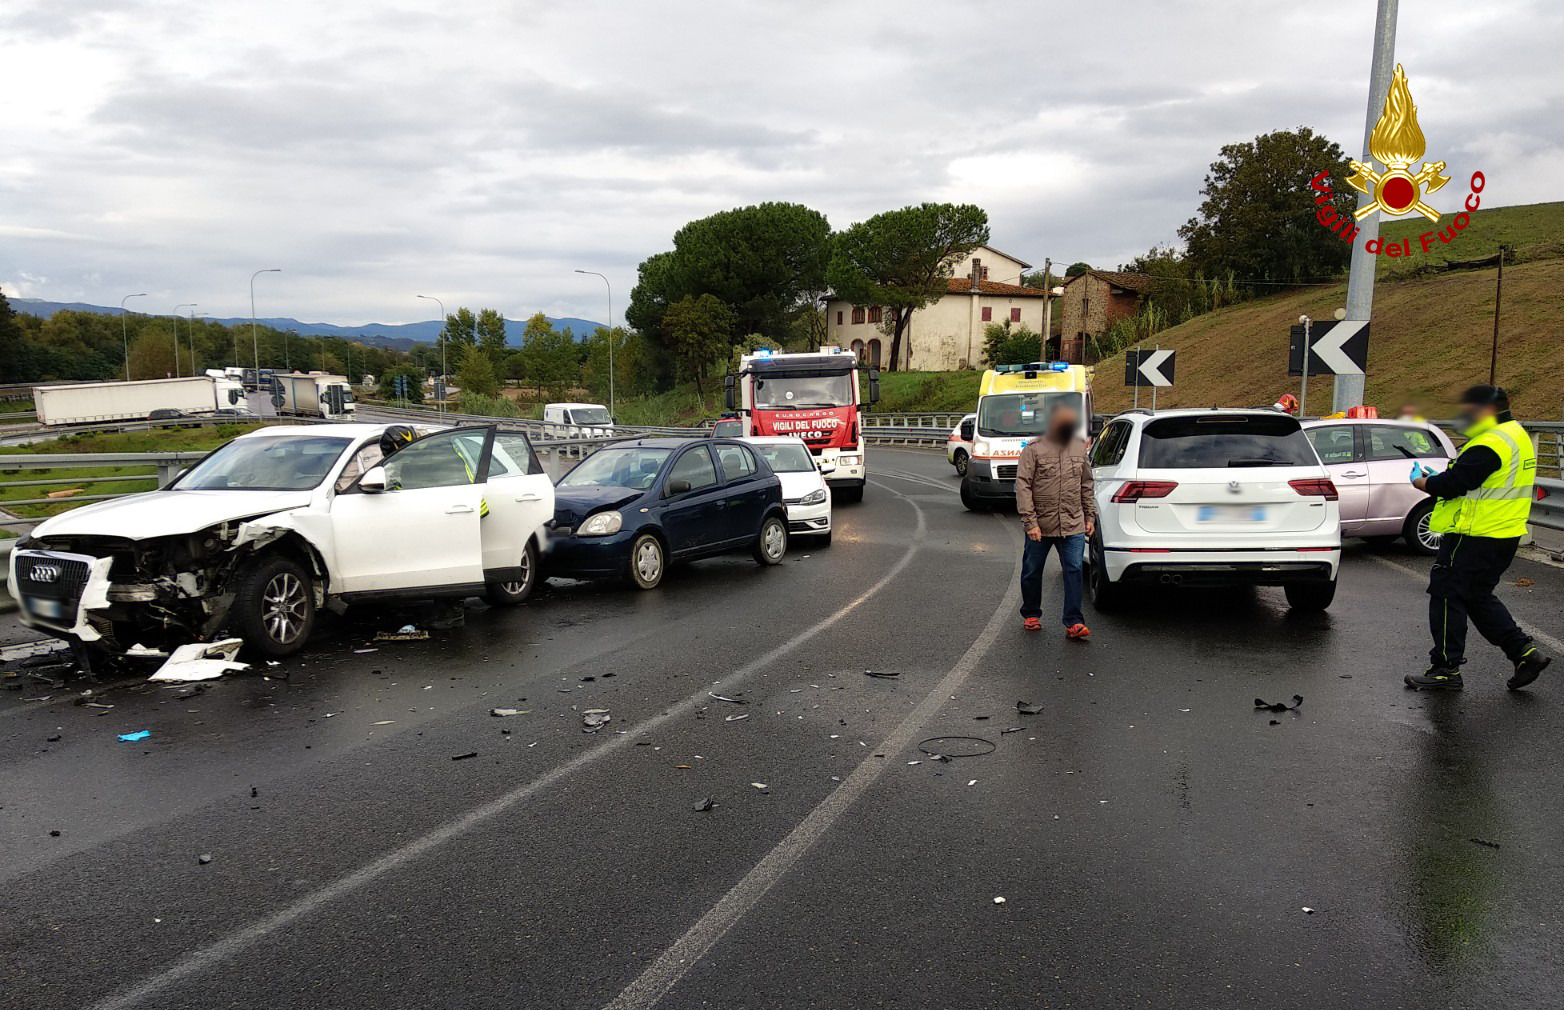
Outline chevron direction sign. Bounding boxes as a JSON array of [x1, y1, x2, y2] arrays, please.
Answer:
[[1124, 348, 1176, 387], [1288, 320, 1368, 376]]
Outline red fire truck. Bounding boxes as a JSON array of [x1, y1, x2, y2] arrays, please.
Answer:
[[724, 347, 879, 502]]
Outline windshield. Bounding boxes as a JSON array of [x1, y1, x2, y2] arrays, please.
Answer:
[[751, 441, 815, 473], [174, 435, 352, 491], [570, 407, 611, 425], [559, 447, 672, 489], [753, 372, 854, 409], [1139, 415, 1317, 468], [977, 392, 1083, 437]]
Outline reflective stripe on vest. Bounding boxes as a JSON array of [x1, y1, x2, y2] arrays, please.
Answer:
[[1429, 419, 1535, 538]]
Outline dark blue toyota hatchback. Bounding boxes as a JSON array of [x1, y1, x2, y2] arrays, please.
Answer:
[[545, 437, 789, 589]]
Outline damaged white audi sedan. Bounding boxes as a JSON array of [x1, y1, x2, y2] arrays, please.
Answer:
[[6, 423, 553, 662]]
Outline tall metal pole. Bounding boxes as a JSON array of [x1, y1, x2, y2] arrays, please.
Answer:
[[1489, 246, 1506, 386], [1039, 256, 1053, 361], [1298, 316, 1313, 419], [250, 268, 281, 372], [173, 303, 196, 377], [575, 270, 613, 417], [416, 294, 446, 414], [189, 308, 205, 374], [120, 292, 147, 381], [1334, 0, 1399, 412]]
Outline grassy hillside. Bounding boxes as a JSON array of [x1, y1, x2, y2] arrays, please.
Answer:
[[1096, 201, 1564, 419]]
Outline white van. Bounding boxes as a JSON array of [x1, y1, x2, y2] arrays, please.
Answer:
[[543, 402, 614, 438]]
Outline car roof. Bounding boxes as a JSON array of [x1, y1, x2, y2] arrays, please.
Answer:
[[234, 423, 408, 440], [550, 402, 605, 410]]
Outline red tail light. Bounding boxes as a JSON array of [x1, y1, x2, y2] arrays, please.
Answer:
[[1111, 480, 1178, 503], [1289, 478, 1340, 501]]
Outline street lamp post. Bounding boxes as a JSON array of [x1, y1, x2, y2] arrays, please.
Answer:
[[416, 294, 446, 413], [250, 269, 281, 373], [120, 292, 147, 381], [574, 269, 614, 417], [191, 310, 208, 374], [173, 303, 196, 377]]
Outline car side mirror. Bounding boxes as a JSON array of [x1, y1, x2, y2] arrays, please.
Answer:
[[818, 462, 837, 475], [360, 465, 389, 493], [723, 373, 736, 411], [867, 368, 881, 404], [666, 478, 691, 497]]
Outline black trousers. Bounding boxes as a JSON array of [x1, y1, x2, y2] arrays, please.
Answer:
[[1427, 533, 1531, 669]]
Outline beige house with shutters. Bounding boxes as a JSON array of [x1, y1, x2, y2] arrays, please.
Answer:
[[823, 245, 1049, 371]]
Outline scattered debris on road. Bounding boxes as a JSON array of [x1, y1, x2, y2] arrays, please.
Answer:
[[918, 736, 996, 759], [197, 853, 213, 865], [147, 639, 248, 683], [693, 797, 714, 812], [490, 708, 527, 717], [1000, 727, 1024, 735], [582, 709, 611, 732], [1016, 701, 1044, 715], [993, 896, 1006, 905], [451, 751, 478, 761], [724, 713, 750, 722], [1469, 837, 1502, 850], [1255, 695, 1303, 713], [708, 692, 747, 705], [1302, 906, 1315, 914], [376, 626, 429, 641], [863, 669, 899, 679], [118, 730, 151, 743], [751, 782, 769, 792], [1514, 577, 1535, 588]]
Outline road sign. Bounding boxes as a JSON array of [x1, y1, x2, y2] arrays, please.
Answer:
[[1125, 348, 1175, 387], [270, 391, 285, 408], [1289, 321, 1368, 376]]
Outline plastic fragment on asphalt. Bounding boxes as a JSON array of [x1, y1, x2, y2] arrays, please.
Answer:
[[1255, 695, 1303, 713], [724, 713, 750, 722], [490, 708, 527, 717], [376, 628, 429, 641], [118, 730, 151, 742], [373, 720, 395, 726], [707, 692, 747, 704], [47, 733, 62, 742], [148, 639, 249, 683], [693, 798, 714, 812], [993, 897, 1005, 905], [1302, 907, 1315, 914], [967, 780, 977, 787], [751, 782, 769, 791], [1017, 701, 1044, 715], [675, 764, 691, 769], [126, 643, 168, 658], [197, 853, 212, 865], [353, 648, 378, 654], [1269, 719, 1281, 726], [863, 669, 900, 679], [451, 752, 478, 761], [1000, 727, 1023, 734], [582, 709, 611, 732], [1469, 837, 1501, 850], [907, 760, 921, 765]]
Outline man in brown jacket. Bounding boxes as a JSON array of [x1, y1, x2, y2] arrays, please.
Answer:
[[1014, 404, 1096, 637]]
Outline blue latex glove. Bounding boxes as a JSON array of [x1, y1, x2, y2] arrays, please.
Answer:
[[1409, 462, 1433, 483]]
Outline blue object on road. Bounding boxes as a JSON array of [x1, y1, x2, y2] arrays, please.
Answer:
[[118, 730, 151, 743]]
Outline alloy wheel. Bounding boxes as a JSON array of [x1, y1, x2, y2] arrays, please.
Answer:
[[262, 572, 308, 644]]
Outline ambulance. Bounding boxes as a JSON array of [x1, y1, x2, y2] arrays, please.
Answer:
[[725, 347, 879, 502], [961, 361, 1092, 511]]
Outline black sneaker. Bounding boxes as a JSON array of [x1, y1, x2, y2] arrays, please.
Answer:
[[1405, 666, 1464, 690], [1508, 649, 1551, 691]]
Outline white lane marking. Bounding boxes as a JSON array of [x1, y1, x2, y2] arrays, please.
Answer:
[[1364, 553, 1564, 655], [88, 493, 934, 1010], [602, 517, 1022, 1010]]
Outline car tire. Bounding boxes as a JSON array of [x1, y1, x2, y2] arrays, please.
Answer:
[[229, 554, 315, 657], [1087, 538, 1123, 611], [953, 450, 968, 477], [484, 539, 539, 607], [1404, 500, 1441, 556], [627, 534, 665, 590], [1284, 580, 1337, 611], [960, 479, 986, 512], [834, 485, 863, 504], [753, 515, 788, 565]]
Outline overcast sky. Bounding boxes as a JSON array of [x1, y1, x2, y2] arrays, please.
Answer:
[[2, 0, 1559, 327]]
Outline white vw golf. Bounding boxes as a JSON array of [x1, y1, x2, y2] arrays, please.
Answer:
[[1085, 409, 1342, 611]]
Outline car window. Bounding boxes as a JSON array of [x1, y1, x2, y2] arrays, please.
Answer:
[[559, 447, 671, 489], [335, 443, 385, 492], [716, 444, 758, 481], [1090, 420, 1132, 467], [175, 435, 352, 491], [383, 431, 480, 490], [668, 446, 719, 491], [752, 441, 815, 473], [1305, 425, 1357, 465], [488, 433, 544, 477], [1367, 424, 1444, 460], [1138, 415, 1317, 468], [977, 391, 1083, 437]]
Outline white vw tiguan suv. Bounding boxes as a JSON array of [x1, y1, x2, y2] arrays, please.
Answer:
[[1086, 409, 1341, 611]]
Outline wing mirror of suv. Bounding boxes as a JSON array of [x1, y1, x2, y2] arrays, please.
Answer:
[[360, 465, 389, 493], [665, 478, 692, 497], [818, 461, 837, 475]]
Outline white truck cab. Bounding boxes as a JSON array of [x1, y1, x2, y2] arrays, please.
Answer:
[[544, 402, 614, 437]]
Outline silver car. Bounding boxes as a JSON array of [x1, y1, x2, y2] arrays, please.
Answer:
[[1302, 418, 1456, 555]]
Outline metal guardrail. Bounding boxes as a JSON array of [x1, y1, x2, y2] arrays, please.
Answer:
[[0, 451, 209, 528], [1532, 478, 1564, 534]]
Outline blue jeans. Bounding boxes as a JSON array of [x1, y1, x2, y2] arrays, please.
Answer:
[[1019, 533, 1085, 626]]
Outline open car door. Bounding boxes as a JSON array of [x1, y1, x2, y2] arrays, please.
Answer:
[[328, 426, 495, 594]]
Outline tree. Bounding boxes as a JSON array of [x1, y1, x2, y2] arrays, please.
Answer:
[[476, 308, 508, 364], [662, 294, 735, 396], [126, 331, 178, 380], [456, 342, 500, 397], [983, 321, 1044, 367], [825, 202, 990, 371], [442, 307, 479, 350], [582, 326, 637, 403], [1064, 262, 1092, 278], [1179, 127, 1357, 286], [378, 363, 426, 405], [1021, 269, 1062, 290], [517, 313, 579, 397]]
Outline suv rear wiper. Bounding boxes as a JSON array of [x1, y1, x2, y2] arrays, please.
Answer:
[[1227, 458, 1285, 467]]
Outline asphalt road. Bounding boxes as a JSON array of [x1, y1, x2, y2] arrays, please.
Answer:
[[3, 447, 1562, 1010]]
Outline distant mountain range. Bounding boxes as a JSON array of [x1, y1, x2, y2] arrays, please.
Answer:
[[10, 298, 604, 350]]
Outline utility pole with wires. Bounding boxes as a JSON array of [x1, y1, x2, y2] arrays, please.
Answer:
[[1488, 245, 1506, 386]]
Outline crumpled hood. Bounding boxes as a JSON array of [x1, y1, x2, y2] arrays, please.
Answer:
[[551, 485, 646, 530], [32, 489, 315, 541]]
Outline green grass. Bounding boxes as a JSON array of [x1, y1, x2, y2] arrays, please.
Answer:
[[0, 399, 34, 415], [0, 423, 267, 523], [1379, 200, 1564, 280]]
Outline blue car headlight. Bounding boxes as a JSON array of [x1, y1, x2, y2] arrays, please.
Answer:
[[577, 510, 623, 537]]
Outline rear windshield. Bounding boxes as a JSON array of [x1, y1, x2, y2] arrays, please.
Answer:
[[1138, 415, 1317, 468]]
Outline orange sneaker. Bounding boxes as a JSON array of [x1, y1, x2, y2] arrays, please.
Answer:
[[1023, 617, 1043, 631], [1065, 623, 1091, 640]]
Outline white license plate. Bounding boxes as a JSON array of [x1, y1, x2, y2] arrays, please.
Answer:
[[1197, 505, 1267, 523], [25, 597, 67, 619]]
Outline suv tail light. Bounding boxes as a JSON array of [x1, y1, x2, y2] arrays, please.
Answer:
[[1111, 480, 1178, 503], [1289, 478, 1340, 501]]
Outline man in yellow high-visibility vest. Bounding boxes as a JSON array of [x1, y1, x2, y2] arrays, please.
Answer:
[[1406, 385, 1549, 691]]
